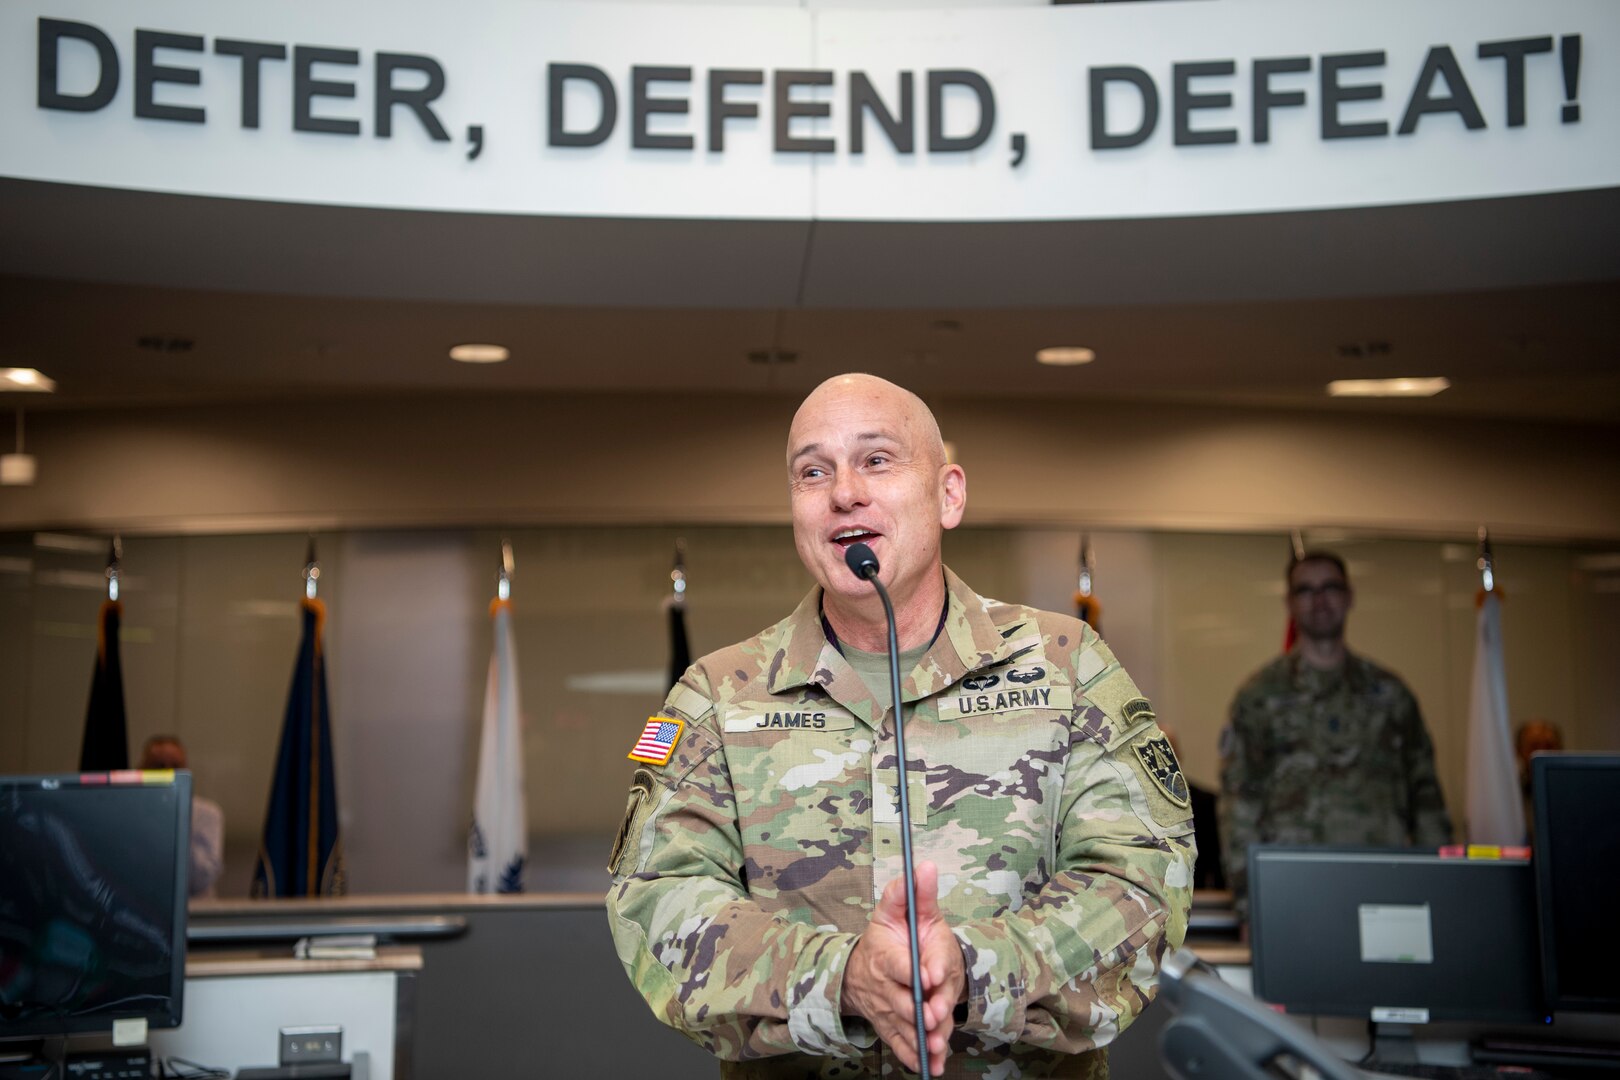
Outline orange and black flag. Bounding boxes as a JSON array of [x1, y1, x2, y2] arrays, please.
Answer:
[[1283, 529, 1304, 652], [79, 599, 129, 771], [253, 594, 345, 897], [1074, 534, 1102, 636]]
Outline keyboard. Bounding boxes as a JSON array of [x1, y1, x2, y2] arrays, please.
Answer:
[[63, 1052, 152, 1080], [1362, 1062, 1554, 1080]]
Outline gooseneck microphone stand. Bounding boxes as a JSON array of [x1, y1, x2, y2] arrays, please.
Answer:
[[843, 542, 930, 1078]]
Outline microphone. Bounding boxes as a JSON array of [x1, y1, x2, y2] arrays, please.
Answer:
[[842, 542, 929, 1078], [845, 542, 879, 581]]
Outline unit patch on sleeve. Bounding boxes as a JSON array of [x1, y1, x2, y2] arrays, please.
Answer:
[[1132, 733, 1190, 809], [628, 716, 685, 765]]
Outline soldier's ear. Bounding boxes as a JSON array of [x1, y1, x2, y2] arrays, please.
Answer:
[[939, 463, 966, 529]]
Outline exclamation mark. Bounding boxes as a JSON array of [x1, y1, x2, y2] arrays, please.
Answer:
[[1561, 35, 1582, 123]]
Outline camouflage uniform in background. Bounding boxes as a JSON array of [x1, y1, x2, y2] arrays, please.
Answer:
[[607, 569, 1196, 1079], [1218, 652, 1454, 908]]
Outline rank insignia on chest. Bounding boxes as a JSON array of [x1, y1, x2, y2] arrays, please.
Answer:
[[1133, 734, 1190, 808], [628, 716, 685, 765]]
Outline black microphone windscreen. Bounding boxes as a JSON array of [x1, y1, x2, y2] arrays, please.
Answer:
[[844, 542, 879, 580]]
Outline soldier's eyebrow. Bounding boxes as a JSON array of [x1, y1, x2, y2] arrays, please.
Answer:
[[788, 431, 901, 468]]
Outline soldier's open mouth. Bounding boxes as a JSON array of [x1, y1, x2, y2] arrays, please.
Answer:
[[831, 529, 880, 550]]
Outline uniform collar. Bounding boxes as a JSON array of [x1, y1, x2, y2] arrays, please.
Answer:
[[1287, 648, 1371, 693], [763, 566, 1021, 718]]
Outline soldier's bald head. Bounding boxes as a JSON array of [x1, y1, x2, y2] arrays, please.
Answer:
[[786, 374, 947, 469]]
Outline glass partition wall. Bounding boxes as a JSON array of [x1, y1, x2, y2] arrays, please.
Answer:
[[2, 526, 1614, 895]]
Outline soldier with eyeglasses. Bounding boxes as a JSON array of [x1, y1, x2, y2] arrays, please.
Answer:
[[1218, 551, 1453, 918]]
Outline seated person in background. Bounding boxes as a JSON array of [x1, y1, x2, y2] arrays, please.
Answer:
[[1160, 724, 1225, 890], [140, 734, 225, 898], [1219, 551, 1452, 916]]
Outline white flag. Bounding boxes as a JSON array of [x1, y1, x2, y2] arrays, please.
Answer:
[[1465, 593, 1525, 846], [469, 600, 527, 893]]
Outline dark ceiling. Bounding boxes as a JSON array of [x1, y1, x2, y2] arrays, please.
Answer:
[[2, 178, 1617, 422]]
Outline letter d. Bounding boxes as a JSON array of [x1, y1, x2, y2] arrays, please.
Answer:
[[39, 18, 119, 112], [1089, 65, 1158, 150]]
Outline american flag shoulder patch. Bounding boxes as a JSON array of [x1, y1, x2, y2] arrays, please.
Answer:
[[628, 716, 685, 765]]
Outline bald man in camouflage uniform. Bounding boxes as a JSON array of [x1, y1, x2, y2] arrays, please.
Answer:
[[1219, 552, 1453, 914], [607, 374, 1194, 1078]]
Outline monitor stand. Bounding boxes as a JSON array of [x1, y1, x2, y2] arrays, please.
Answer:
[[1372, 1023, 1422, 1065]]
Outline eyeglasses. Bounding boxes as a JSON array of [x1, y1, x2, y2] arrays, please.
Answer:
[[1290, 582, 1348, 599]]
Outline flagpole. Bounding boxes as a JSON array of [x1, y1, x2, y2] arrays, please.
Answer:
[[1476, 525, 1495, 595], [667, 540, 692, 692], [1074, 532, 1101, 634], [105, 534, 122, 601], [303, 535, 320, 600], [671, 539, 687, 610]]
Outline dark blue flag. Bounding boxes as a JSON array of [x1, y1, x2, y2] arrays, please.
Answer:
[[253, 597, 345, 897], [79, 600, 129, 771]]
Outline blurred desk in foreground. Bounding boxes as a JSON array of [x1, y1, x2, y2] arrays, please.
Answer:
[[186, 893, 1251, 1079], [148, 946, 420, 1079]]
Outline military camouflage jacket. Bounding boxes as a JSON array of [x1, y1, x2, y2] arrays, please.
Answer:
[[607, 569, 1195, 1078], [1218, 652, 1454, 906]]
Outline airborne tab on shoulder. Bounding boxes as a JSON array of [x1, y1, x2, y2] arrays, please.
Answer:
[[1122, 697, 1157, 727]]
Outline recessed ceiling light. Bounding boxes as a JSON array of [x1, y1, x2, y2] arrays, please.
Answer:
[[0, 454, 36, 486], [1327, 377, 1450, 398], [449, 343, 510, 364], [1035, 346, 1096, 366], [1, 368, 56, 392]]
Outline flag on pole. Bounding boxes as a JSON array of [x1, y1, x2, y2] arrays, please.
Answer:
[[667, 603, 691, 692], [1283, 529, 1304, 652], [1074, 591, 1102, 635], [253, 595, 345, 897], [1074, 533, 1101, 635], [79, 599, 129, 771], [1466, 588, 1525, 845], [667, 540, 690, 692], [470, 596, 527, 893]]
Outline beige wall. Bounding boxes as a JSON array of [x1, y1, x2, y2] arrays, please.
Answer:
[[4, 521, 1614, 897], [3, 392, 1618, 539], [3, 391, 1617, 893]]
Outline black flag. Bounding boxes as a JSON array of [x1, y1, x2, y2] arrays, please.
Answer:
[[79, 600, 129, 771], [668, 602, 691, 692], [667, 541, 690, 691]]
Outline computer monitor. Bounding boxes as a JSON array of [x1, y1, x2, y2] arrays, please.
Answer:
[[0, 771, 191, 1041], [1532, 752, 1620, 1015], [1250, 846, 1547, 1025]]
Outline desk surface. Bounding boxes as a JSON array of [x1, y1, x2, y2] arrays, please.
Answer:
[[1186, 940, 1251, 966], [187, 944, 423, 978]]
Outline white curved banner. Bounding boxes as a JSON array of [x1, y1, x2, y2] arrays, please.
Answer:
[[2, 0, 1616, 221]]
